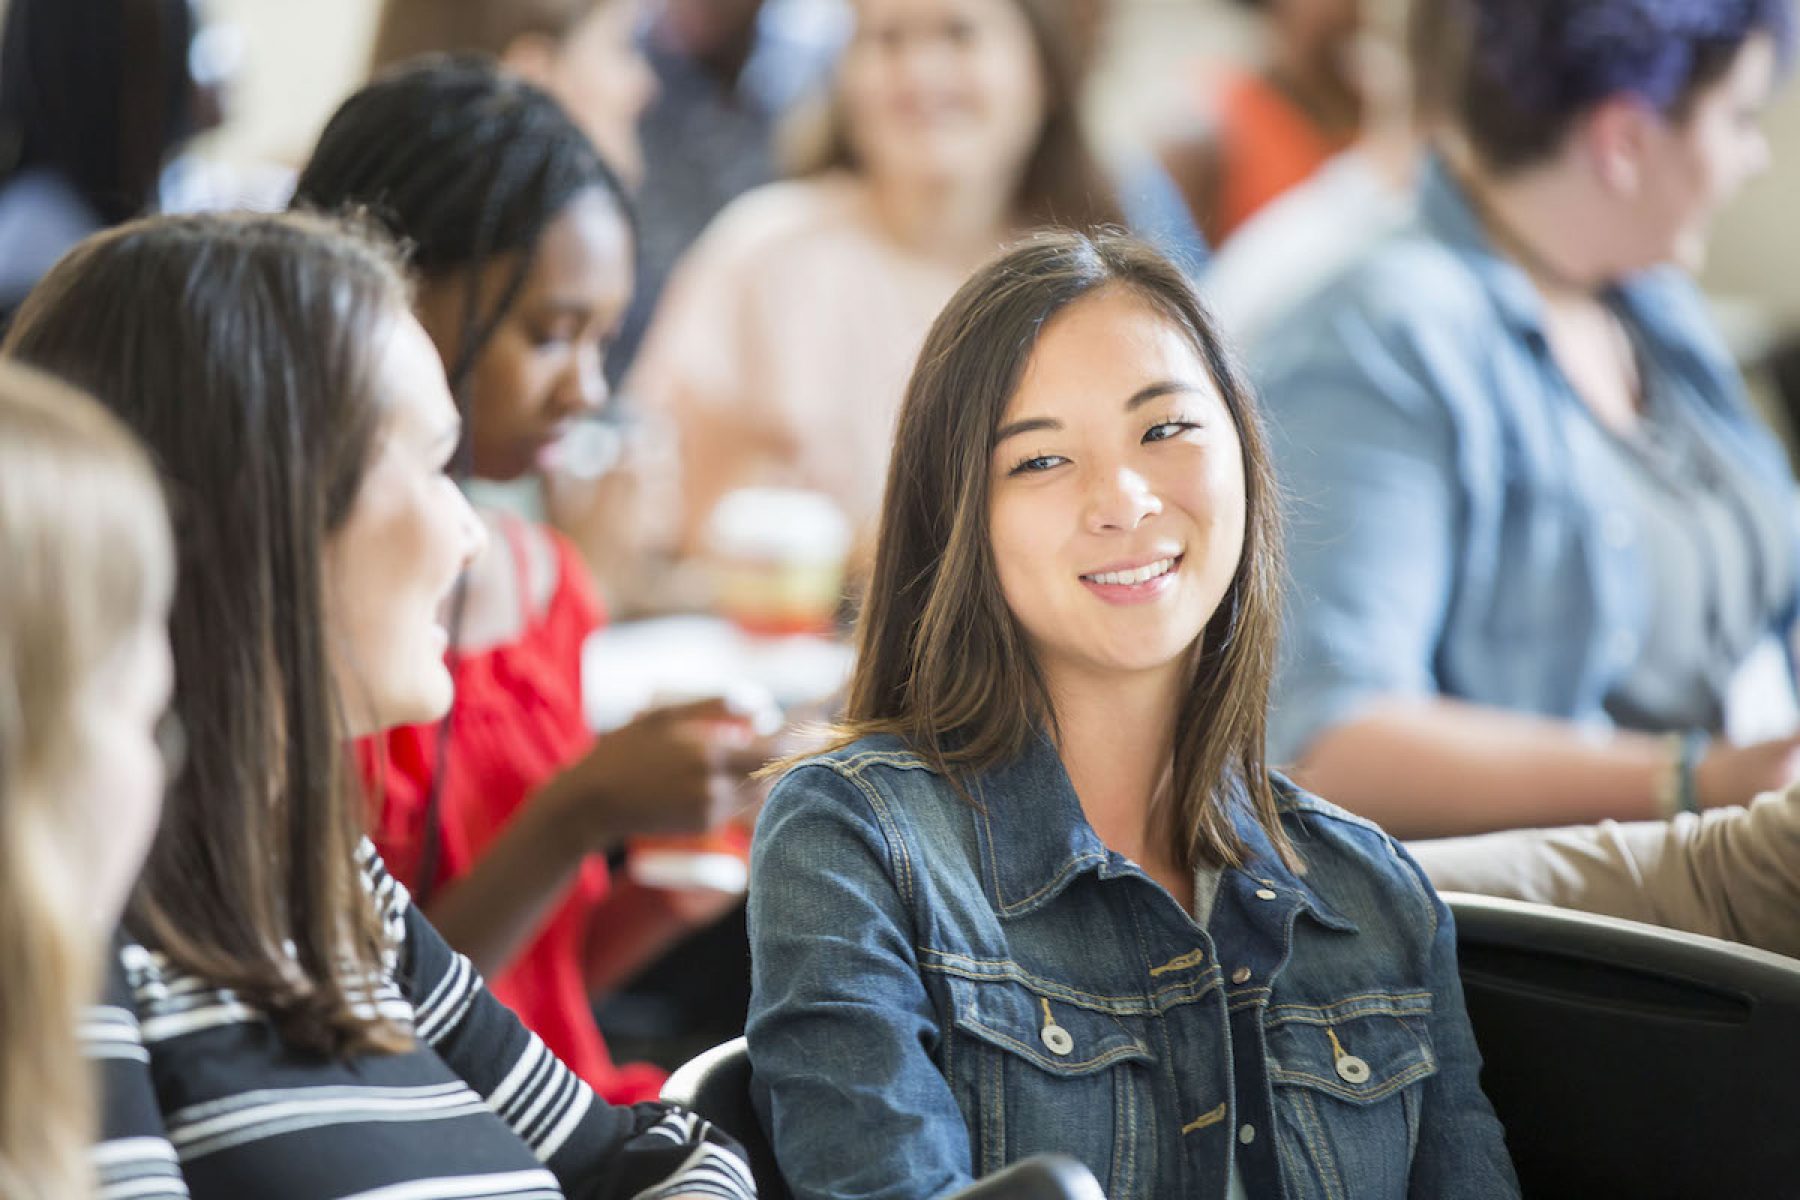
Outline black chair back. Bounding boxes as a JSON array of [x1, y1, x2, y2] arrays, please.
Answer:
[[664, 1037, 1108, 1200], [662, 1037, 788, 1200], [1447, 892, 1800, 1199]]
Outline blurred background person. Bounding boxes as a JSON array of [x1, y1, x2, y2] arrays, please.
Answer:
[[1200, 0, 1445, 348], [611, 0, 845, 381], [369, 0, 656, 183], [1157, 0, 1365, 246], [0, 0, 214, 323], [629, 0, 1198, 593], [295, 59, 768, 1103], [1259, 0, 1800, 841], [0, 363, 174, 1200]]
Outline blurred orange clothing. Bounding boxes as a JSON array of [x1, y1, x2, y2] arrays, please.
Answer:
[[1207, 67, 1354, 244]]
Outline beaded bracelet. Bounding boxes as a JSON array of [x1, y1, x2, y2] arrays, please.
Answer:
[[1654, 732, 1707, 818]]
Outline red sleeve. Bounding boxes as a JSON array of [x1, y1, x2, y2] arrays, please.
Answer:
[[354, 726, 470, 896]]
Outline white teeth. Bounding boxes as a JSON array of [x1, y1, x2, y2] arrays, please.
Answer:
[[1085, 557, 1176, 587]]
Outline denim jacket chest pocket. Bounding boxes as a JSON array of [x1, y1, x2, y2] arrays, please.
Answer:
[[938, 972, 1158, 1199], [1264, 992, 1438, 1200]]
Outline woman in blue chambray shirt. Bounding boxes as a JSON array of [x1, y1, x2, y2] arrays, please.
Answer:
[[747, 233, 1517, 1200], [1257, 0, 1800, 839]]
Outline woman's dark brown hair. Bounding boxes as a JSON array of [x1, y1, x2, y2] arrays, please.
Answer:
[[788, 0, 1127, 231], [2, 211, 416, 1057], [837, 230, 1296, 873]]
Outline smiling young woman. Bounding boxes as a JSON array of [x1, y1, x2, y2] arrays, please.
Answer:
[[745, 232, 1519, 1200]]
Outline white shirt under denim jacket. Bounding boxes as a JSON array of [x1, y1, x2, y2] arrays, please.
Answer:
[[746, 732, 1521, 1200]]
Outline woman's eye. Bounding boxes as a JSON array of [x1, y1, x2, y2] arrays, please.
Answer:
[[1144, 421, 1197, 443], [1008, 454, 1065, 475]]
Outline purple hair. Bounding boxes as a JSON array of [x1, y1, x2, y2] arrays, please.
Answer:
[[1455, 0, 1794, 169]]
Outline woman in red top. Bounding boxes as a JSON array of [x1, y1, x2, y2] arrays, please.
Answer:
[[296, 59, 761, 1102], [1159, 0, 1364, 245]]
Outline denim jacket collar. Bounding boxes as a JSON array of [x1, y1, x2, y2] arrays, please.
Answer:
[[965, 731, 1356, 933]]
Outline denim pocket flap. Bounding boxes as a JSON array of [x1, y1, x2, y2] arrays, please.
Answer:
[[946, 974, 1154, 1077], [1265, 993, 1437, 1105]]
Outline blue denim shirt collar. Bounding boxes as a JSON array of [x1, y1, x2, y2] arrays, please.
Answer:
[[1418, 154, 1733, 380], [965, 731, 1355, 933], [1418, 155, 1547, 338]]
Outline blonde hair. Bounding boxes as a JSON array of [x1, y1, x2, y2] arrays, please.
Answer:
[[0, 361, 173, 1199]]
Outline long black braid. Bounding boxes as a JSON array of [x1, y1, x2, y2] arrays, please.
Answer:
[[292, 55, 635, 905]]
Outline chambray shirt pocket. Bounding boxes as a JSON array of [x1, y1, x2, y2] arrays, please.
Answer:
[[1264, 991, 1438, 1200], [939, 972, 1156, 1196]]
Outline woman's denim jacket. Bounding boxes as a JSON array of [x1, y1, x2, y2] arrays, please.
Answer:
[[746, 733, 1520, 1200]]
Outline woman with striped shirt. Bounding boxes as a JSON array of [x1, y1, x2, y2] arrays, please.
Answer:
[[1, 211, 755, 1200]]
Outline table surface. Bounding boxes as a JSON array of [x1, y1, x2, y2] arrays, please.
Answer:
[[584, 615, 854, 732]]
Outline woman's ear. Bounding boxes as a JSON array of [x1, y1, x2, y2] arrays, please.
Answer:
[[499, 32, 561, 88], [1581, 95, 1656, 198]]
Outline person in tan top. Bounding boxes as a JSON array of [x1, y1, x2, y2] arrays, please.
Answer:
[[628, 0, 1137, 575], [1411, 787, 1800, 960]]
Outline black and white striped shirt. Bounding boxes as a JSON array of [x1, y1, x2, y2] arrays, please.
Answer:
[[83, 843, 755, 1200]]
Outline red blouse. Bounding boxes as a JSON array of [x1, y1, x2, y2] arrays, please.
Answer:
[[358, 519, 666, 1104]]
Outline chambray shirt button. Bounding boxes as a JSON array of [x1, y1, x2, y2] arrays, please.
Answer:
[[1254, 888, 1278, 901], [1336, 1055, 1372, 1085], [1238, 1124, 1256, 1145], [1231, 966, 1252, 984], [1040, 1024, 1074, 1056]]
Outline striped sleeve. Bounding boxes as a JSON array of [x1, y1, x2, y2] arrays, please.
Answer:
[[365, 845, 755, 1200], [83, 948, 192, 1200]]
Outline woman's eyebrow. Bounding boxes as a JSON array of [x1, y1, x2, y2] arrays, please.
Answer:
[[1125, 381, 1203, 411], [994, 416, 1061, 445]]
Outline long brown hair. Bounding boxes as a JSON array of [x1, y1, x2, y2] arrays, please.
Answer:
[[3, 211, 416, 1058], [836, 231, 1295, 873], [788, 0, 1127, 231], [0, 362, 172, 1199]]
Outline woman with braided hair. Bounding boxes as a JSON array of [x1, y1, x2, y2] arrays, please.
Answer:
[[294, 57, 768, 1104]]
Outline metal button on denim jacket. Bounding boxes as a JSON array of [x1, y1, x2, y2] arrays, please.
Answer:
[[746, 733, 1520, 1200]]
